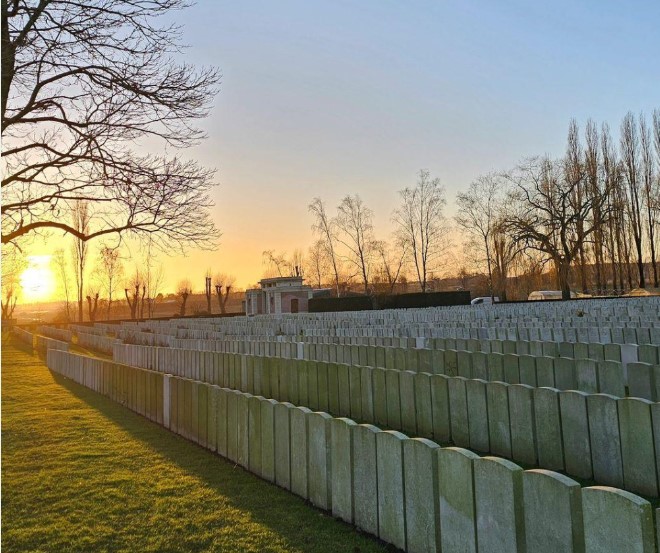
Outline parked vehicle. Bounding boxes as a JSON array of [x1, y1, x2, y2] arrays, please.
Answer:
[[470, 296, 500, 305]]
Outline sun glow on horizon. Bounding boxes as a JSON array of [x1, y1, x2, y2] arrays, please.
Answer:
[[20, 255, 56, 302]]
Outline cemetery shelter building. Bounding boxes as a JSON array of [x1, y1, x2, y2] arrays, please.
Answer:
[[244, 276, 313, 315]]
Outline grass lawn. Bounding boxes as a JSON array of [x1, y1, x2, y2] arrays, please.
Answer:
[[1, 340, 394, 553]]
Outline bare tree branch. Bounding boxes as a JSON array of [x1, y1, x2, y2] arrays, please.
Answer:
[[2, 0, 221, 249]]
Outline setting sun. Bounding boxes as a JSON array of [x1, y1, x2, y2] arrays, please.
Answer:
[[20, 255, 55, 302]]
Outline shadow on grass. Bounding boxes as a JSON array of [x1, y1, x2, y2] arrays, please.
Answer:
[[51, 371, 399, 553], [4, 338, 35, 357]]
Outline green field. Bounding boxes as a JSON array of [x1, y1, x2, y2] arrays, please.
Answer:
[[1, 341, 393, 553]]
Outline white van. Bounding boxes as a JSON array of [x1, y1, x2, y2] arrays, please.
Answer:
[[471, 296, 500, 305]]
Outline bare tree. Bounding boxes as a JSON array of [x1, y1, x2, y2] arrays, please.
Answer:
[[503, 155, 612, 300], [262, 250, 289, 277], [393, 170, 451, 292], [306, 239, 331, 288], [584, 120, 606, 293], [52, 248, 72, 321], [309, 198, 341, 296], [1, 283, 18, 321], [565, 119, 589, 292], [491, 222, 519, 301], [373, 239, 408, 294], [602, 123, 627, 292], [86, 291, 100, 322], [177, 279, 193, 317], [334, 195, 375, 294], [125, 270, 145, 320], [654, 109, 660, 181], [140, 241, 164, 318], [1, 246, 24, 321], [2, 0, 220, 250], [455, 174, 504, 299], [261, 250, 304, 278], [205, 270, 213, 313], [71, 200, 91, 322], [213, 273, 235, 314], [653, 110, 660, 283], [640, 113, 658, 287], [620, 112, 645, 288], [97, 246, 124, 320], [289, 249, 305, 278], [511, 250, 547, 299]]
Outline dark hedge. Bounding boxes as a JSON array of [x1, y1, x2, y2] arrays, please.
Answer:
[[309, 291, 471, 312]]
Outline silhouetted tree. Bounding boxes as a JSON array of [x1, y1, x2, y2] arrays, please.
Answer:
[[620, 112, 645, 288], [177, 279, 192, 316], [306, 240, 330, 288], [335, 195, 375, 294], [503, 153, 612, 300], [262, 250, 289, 277], [0, 246, 23, 320], [565, 119, 589, 292], [373, 239, 408, 294], [97, 247, 123, 320], [53, 248, 72, 321], [213, 273, 235, 314], [455, 174, 505, 299], [393, 170, 451, 292], [640, 114, 658, 286], [71, 201, 91, 321], [86, 292, 100, 322], [205, 271, 213, 313], [2, 0, 221, 250], [125, 271, 144, 320], [309, 198, 341, 296], [584, 120, 606, 292]]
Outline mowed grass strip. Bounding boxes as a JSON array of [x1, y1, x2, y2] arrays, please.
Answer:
[[1, 342, 393, 553]]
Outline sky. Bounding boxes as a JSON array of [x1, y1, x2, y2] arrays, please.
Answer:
[[23, 0, 660, 298]]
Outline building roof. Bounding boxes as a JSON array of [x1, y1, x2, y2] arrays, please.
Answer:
[[259, 276, 304, 285]]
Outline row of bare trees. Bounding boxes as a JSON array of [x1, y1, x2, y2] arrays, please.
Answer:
[[263, 171, 456, 297], [297, 172, 452, 296], [53, 236, 164, 323], [456, 111, 660, 300], [175, 272, 235, 317], [264, 111, 658, 302]]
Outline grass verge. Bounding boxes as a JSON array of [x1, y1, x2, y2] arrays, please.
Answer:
[[1, 340, 394, 553]]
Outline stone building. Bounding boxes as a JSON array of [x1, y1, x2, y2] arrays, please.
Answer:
[[244, 276, 313, 315]]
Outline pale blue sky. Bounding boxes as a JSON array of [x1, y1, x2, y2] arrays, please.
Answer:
[[172, 0, 659, 287]]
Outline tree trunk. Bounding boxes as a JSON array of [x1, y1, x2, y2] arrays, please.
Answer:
[[634, 236, 645, 289], [86, 293, 99, 322], [215, 286, 226, 314], [205, 277, 212, 313], [484, 239, 494, 300], [556, 259, 572, 300], [652, 240, 659, 288], [1, 0, 16, 127], [622, 228, 633, 289], [578, 246, 588, 293], [125, 286, 139, 319]]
